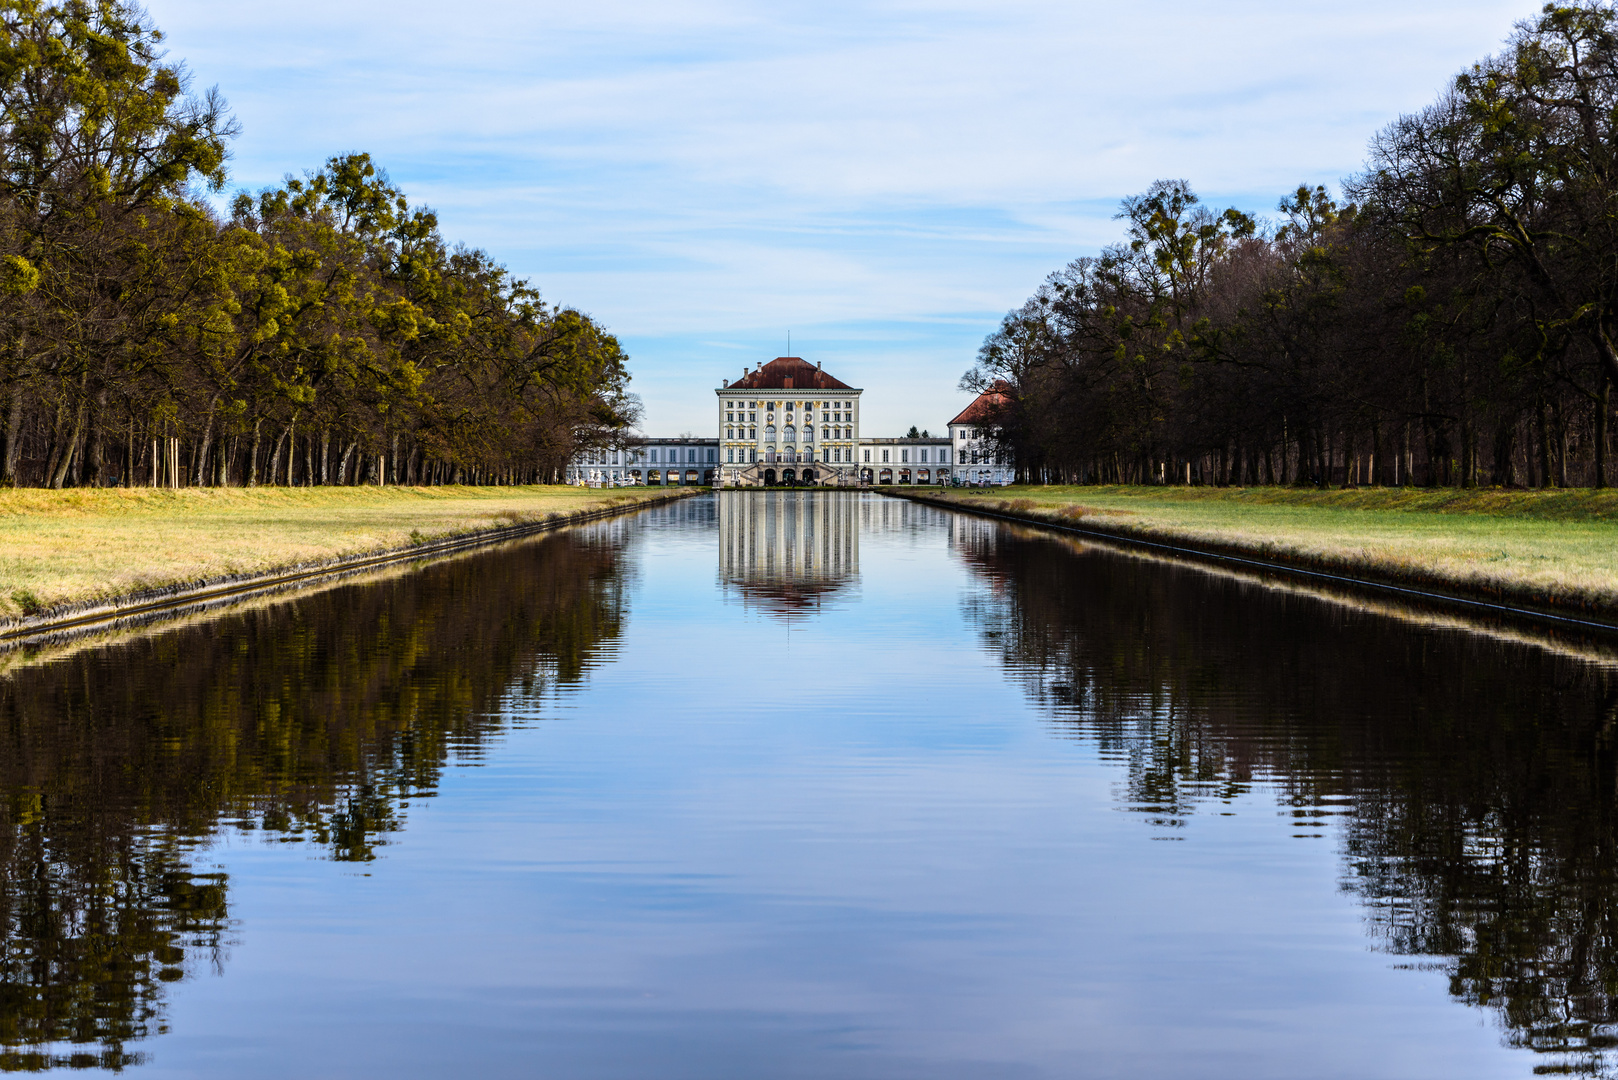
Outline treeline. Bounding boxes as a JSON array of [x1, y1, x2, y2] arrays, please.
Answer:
[[969, 3, 1618, 488], [0, 0, 635, 490]]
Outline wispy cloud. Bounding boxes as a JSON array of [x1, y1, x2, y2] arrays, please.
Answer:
[[150, 0, 1532, 433]]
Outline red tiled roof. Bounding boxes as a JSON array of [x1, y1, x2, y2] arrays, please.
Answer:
[[948, 380, 1013, 427], [725, 357, 854, 392]]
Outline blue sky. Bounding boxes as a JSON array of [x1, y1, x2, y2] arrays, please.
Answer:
[[148, 0, 1529, 435]]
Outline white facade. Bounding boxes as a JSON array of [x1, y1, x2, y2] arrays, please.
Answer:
[[566, 439, 719, 486], [714, 357, 865, 487], [716, 393, 862, 473], [855, 437, 952, 485], [947, 422, 1014, 485]]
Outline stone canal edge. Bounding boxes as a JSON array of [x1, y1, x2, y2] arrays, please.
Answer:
[[885, 488, 1618, 636], [0, 488, 702, 647]]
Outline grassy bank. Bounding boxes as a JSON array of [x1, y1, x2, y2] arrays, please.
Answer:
[[901, 485, 1618, 616], [0, 485, 687, 622]]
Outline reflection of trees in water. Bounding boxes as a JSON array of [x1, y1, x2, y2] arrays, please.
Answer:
[[954, 520, 1618, 1076], [0, 525, 631, 1070]]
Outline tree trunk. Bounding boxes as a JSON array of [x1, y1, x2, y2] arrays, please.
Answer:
[[1554, 400, 1570, 488], [218, 434, 233, 487], [338, 441, 356, 485], [1598, 377, 1610, 489], [42, 398, 67, 486], [267, 425, 288, 487], [49, 400, 85, 489], [248, 418, 263, 486], [191, 394, 220, 487], [1537, 400, 1556, 487], [3, 392, 23, 485], [1402, 421, 1412, 486]]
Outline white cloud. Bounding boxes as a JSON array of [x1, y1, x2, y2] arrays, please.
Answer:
[[149, 0, 1534, 434]]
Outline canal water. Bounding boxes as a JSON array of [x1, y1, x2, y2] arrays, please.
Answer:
[[2, 491, 1616, 1078]]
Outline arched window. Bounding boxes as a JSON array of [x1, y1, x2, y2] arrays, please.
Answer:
[[804, 427, 813, 442], [784, 425, 796, 443], [766, 424, 776, 439]]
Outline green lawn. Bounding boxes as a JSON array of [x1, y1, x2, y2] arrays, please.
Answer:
[[0, 485, 685, 621], [908, 485, 1618, 614]]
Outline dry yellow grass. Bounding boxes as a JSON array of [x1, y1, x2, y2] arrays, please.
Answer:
[[0, 485, 686, 621], [912, 485, 1618, 615]]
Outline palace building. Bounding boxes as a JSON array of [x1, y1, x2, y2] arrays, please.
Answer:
[[565, 437, 718, 486], [715, 357, 863, 487], [856, 436, 952, 486], [567, 354, 1016, 488], [948, 380, 1015, 486]]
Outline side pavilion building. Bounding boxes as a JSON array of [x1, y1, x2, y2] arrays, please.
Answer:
[[715, 357, 863, 487], [948, 380, 1016, 485]]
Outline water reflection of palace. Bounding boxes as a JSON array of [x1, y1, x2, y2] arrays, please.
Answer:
[[717, 490, 858, 615]]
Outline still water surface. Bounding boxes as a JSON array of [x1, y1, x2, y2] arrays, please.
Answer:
[[3, 491, 1617, 1078]]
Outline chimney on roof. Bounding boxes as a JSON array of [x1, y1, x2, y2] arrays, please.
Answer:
[[722, 378, 729, 388], [817, 361, 822, 370]]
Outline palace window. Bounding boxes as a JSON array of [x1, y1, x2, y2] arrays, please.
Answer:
[[726, 449, 734, 463], [920, 449, 928, 462], [750, 428, 756, 440], [649, 449, 658, 462], [822, 427, 829, 439], [882, 450, 890, 463], [725, 427, 733, 439], [766, 425, 776, 439], [863, 449, 871, 462], [804, 428, 813, 442], [901, 449, 909, 463]]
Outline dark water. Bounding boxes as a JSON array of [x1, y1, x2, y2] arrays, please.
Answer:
[[3, 491, 1617, 1078]]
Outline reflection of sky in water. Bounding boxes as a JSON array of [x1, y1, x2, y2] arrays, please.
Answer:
[[24, 494, 1584, 1078]]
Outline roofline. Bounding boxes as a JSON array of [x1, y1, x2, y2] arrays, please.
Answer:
[[625, 436, 720, 444]]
